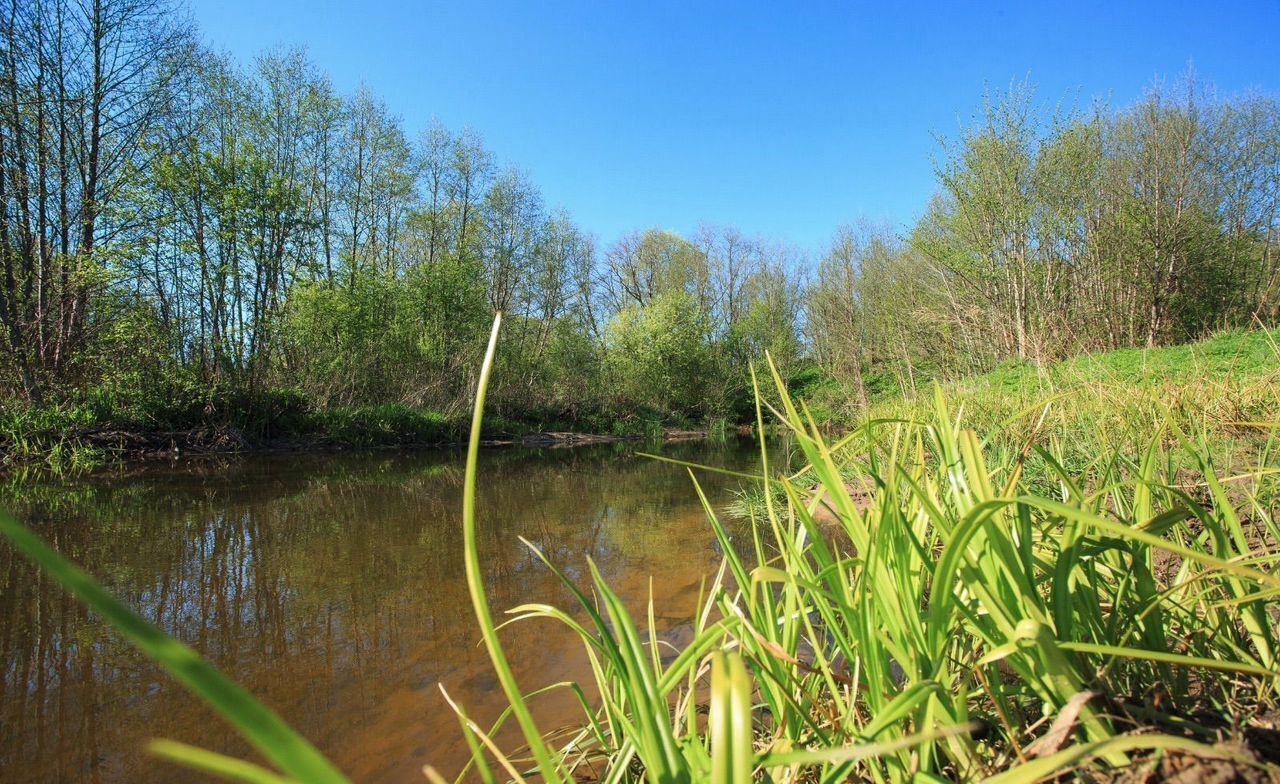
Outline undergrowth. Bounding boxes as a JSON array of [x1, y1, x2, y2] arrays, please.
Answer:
[[0, 390, 720, 473]]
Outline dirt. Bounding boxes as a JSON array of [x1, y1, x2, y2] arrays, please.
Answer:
[[520, 429, 713, 447], [57, 423, 253, 458], [661, 428, 710, 442], [807, 479, 874, 526], [1114, 739, 1276, 783]]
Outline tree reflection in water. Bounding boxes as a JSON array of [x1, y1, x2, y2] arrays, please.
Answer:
[[0, 441, 763, 783]]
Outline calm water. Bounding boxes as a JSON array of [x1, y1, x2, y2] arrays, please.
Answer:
[[0, 441, 767, 783]]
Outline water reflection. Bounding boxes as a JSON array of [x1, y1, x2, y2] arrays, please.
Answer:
[[0, 441, 762, 783]]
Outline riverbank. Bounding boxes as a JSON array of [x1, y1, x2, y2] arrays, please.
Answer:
[[8, 328, 1275, 475], [0, 397, 730, 473], [731, 328, 1280, 519]]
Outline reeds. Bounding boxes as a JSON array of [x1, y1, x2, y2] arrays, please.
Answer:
[[443, 319, 1280, 782]]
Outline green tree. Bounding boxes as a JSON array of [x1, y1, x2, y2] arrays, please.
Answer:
[[604, 290, 717, 417]]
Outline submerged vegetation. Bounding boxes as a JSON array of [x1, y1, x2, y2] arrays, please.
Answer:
[[4, 317, 1280, 781]]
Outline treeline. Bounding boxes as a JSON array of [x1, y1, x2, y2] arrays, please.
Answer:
[[0, 0, 802, 428], [810, 82, 1280, 408], [2, 0, 1278, 432]]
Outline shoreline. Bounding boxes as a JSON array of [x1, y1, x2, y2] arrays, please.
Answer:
[[0, 425, 720, 475]]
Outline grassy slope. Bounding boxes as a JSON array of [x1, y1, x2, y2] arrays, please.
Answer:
[[969, 328, 1280, 393], [853, 328, 1280, 450], [736, 328, 1280, 519]]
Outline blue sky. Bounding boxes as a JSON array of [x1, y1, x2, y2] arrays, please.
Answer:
[[190, 0, 1278, 253]]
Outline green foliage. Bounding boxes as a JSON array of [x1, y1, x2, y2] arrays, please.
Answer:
[[810, 82, 1280, 401], [280, 263, 491, 408], [605, 290, 720, 416], [305, 405, 456, 447]]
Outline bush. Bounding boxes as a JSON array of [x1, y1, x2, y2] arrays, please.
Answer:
[[604, 290, 721, 418], [305, 404, 456, 447]]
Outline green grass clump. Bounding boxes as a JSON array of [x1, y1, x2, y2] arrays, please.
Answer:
[[0, 404, 105, 471], [3, 317, 1280, 782]]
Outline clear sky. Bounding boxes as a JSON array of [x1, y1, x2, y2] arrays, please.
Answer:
[[189, 0, 1279, 253]]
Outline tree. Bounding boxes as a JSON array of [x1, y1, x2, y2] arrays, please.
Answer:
[[0, 0, 192, 399], [605, 290, 716, 417]]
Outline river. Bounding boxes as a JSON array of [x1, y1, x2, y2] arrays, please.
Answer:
[[0, 440, 770, 783]]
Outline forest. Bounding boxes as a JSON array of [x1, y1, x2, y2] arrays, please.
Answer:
[[2, 0, 1279, 449]]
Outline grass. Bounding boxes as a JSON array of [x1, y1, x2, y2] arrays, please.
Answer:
[[0, 404, 105, 471], [797, 328, 1280, 427], [736, 327, 1280, 520], [975, 328, 1280, 391], [3, 317, 1280, 782]]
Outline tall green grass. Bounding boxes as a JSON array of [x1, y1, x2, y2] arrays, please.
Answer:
[[2, 314, 1279, 782]]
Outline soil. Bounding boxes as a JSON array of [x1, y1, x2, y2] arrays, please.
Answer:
[[519, 431, 642, 447], [807, 479, 874, 526], [1114, 737, 1279, 783]]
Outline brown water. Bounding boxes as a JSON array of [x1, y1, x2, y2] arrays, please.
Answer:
[[0, 441, 766, 783]]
